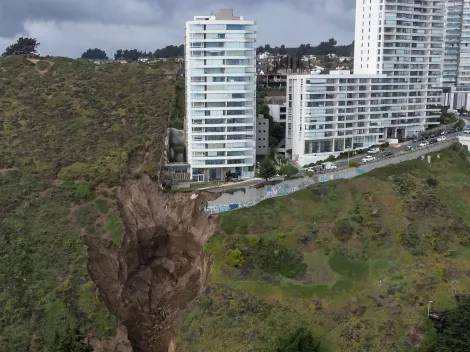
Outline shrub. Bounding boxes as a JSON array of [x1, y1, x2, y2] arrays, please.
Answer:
[[276, 233, 286, 242], [349, 160, 360, 168], [333, 219, 356, 242], [247, 235, 261, 247], [226, 248, 245, 267], [426, 177, 439, 187], [307, 171, 314, 177], [277, 328, 319, 352], [279, 164, 298, 177], [58, 162, 95, 182]]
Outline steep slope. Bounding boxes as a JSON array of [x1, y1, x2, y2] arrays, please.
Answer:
[[177, 146, 470, 352], [0, 55, 185, 351], [85, 176, 217, 352]]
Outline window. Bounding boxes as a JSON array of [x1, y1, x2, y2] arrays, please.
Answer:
[[227, 24, 246, 30], [206, 24, 226, 30]]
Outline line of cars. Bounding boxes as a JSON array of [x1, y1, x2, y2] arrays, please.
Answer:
[[418, 135, 447, 148]]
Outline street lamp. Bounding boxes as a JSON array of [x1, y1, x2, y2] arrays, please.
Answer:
[[427, 300, 434, 317]]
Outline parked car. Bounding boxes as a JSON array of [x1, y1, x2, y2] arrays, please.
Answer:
[[429, 139, 438, 145], [368, 147, 380, 154], [382, 151, 394, 157], [362, 155, 376, 163], [437, 136, 447, 142], [405, 146, 415, 151], [419, 141, 429, 147], [321, 162, 337, 170]]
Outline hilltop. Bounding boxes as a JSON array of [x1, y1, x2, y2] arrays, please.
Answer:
[[177, 145, 470, 352], [0, 55, 178, 350]]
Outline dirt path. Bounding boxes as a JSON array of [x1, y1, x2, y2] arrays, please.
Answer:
[[27, 58, 55, 76]]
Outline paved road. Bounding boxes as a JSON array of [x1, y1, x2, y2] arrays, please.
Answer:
[[332, 131, 462, 168]]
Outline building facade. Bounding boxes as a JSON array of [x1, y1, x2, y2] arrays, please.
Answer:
[[256, 116, 270, 156], [185, 9, 257, 182], [441, 1, 470, 110], [285, 0, 447, 165], [287, 72, 431, 165]]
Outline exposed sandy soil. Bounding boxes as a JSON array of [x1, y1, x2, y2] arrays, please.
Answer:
[[84, 175, 218, 352]]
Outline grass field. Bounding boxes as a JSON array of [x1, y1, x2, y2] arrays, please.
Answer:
[[0, 55, 178, 349], [177, 145, 470, 352]]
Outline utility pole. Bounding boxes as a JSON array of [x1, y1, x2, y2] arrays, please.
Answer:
[[427, 300, 434, 317]]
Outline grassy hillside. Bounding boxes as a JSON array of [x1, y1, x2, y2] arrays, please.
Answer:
[[0, 56, 178, 350], [177, 145, 470, 352]]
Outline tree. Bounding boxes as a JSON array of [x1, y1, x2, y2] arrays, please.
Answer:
[[279, 164, 298, 178], [2, 37, 40, 56], [257, 158, 276, 181], [114, 49, 124, 60], [426, 296, 470, 352], [81, 48, 108, 60], [278, 328, 319, 352], [51, 325, 93, 352]]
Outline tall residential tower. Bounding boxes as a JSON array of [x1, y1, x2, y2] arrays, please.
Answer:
[[286, 0, 445, 165], [185, 9, 257, 182]]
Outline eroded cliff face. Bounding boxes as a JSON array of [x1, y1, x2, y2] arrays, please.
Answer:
[[84, 175, 218, 352]]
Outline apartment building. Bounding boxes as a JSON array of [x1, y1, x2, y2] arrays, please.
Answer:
[[442, 1, 470, 109], [286, 0, 445, 165], [185, 9, 257, 182], [287, 71, 428, 165]]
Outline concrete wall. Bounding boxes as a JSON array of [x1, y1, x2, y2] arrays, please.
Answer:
[[205, 139, 457, 214], [459, 135, 470, 149]]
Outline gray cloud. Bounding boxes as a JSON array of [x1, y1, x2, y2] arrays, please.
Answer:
[[0, 0, 355, 57]]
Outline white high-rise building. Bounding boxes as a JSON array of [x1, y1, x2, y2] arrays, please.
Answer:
[[185, 9, 257, 182], [286, 0, 446, 165], [442, 1, 470, 109]]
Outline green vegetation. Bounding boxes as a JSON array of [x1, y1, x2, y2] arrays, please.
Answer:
[[178, 147, 470, 352], [108, 211, 123, 245], [95, 199, 110, 214], [278, 328, 320, 352], [425, 295, 470, 352], [257, 157, 277, 180], [349, 160, 360, 168], [279, 164, 298, 177], [0, 55, 177, 348]]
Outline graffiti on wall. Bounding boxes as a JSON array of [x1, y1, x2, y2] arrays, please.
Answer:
[[205, 180, 313, 214], [356, 169, 365, 176], [319, 174, 334, 183], [265, 184, 289, 197]]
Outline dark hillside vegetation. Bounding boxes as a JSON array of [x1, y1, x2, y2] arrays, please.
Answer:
[[0, 55, 178, 350]]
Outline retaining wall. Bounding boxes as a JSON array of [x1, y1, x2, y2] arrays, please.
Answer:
[[205, 139, 457, 214]]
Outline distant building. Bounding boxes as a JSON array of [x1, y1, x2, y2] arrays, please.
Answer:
[[138, 57, 149, 63], [268, 104, 287, 154], [256, 115, 270, 156], [310, 66, 324, 74]]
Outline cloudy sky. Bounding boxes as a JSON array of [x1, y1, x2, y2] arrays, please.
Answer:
[[0, 0, 356, 58]]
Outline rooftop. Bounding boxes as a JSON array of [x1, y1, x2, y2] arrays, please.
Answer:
[[193, 9, 243, 21]]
